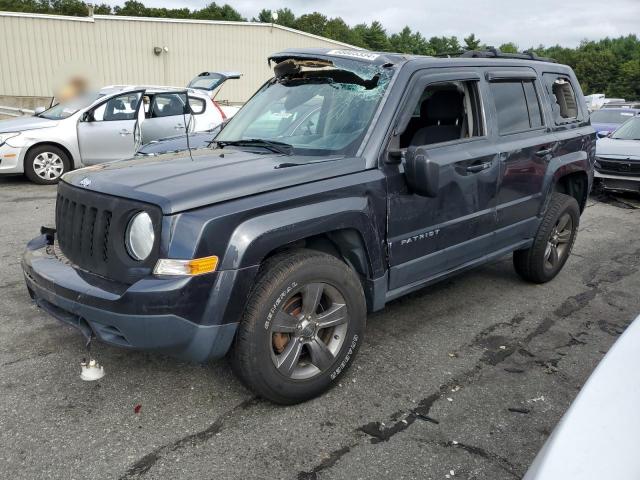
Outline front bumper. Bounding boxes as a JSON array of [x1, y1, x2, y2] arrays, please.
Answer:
[[594, 171, 640, 192], [22, 234, 243, 362], [0, 142, 25, 174]]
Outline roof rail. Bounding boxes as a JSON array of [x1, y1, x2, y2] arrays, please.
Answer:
[[459, 47, 557, 63]]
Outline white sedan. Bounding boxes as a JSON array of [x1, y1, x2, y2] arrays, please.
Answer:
[[0, 86, 225, 184]]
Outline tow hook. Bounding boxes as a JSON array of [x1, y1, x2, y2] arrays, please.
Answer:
[[80, 337, 105, 381]]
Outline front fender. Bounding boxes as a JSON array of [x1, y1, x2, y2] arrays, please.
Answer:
[[219, 196, 384, 275]]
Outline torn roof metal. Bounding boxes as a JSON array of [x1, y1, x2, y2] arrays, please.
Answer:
[[268, 48, 411, 67]]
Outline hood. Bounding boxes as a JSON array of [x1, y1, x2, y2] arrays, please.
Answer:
[[0, 115, 58, 133], [63, 148, 366, 214], [596, 137, 640, 160]]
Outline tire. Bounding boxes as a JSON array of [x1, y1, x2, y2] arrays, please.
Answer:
[[230, 249, 366, 404], [513, 192, 580, 283], [24, 145, 71, 185]]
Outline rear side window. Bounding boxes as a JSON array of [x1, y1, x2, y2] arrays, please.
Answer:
[[490, 80, 544, 135], [544, 74, 580, 123], [150, 93, 186, 118]]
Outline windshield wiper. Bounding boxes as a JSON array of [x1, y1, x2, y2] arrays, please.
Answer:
[[215, 139, 293, 155]]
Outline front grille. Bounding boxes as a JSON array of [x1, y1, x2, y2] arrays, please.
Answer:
[[56, 194, 110, 265], [55, 181, 162, 283], [596, 158, 640, 177]]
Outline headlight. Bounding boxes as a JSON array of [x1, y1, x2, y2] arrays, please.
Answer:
[[0, 132, 20, 146], [125, 212, 154, 261]]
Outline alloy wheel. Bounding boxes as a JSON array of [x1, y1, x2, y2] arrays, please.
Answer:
[[270, 282, 349, 380], [544, 213, 573, 270], [32, 152, 64, 181]]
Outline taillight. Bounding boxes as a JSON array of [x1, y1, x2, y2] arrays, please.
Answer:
[[212, 100, 226, 121]]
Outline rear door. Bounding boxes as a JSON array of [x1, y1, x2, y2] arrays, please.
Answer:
[[141, 92, 191, 143], [77, 90, 145, 165], [485, 69, 553, 250]]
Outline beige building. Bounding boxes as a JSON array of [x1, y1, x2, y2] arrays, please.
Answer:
[[0, 11, 356, 106]]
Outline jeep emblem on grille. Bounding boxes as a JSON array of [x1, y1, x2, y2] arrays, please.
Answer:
[[79, 177, 92, 188]]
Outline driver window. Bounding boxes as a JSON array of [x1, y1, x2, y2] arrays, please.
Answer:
[[400, 81, 484, 148], [91, 93, 141, 122]]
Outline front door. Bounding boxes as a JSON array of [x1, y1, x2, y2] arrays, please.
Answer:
[[77, 90, 144, 165], [384, 70, 500, 293]]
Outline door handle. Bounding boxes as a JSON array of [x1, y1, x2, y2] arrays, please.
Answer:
[[174, 124, 185, 130], [535, 148, 553, 157], [119, 129, 132, 136], [466, 162, 492, 173]]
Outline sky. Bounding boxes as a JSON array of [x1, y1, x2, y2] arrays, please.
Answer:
[[123, 0, 640, 49]]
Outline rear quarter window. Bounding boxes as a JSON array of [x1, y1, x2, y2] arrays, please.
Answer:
[[543, 74, 581, 124]]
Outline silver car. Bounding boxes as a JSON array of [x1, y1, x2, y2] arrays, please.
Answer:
[[594, 116, 640, 192], [0, 86, 223, 184]]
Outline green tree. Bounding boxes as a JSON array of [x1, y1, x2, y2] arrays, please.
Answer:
[[274, 7, 296, 28], [295, 12, 327, 37], [362, 21, 389, 51], [499, 42, 519, 53], [94, 3, 111, 14], [463, 33, 481, 50], [113, 0, 147, 16], [428, 36, 460, 54], [616, 59, 640, 99], [255, 8, 272, 23], [192, 3, 244, 21], [324, 17, 355, 44]]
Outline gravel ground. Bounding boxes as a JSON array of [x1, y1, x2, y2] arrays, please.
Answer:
[[1, 176, 639, 480]]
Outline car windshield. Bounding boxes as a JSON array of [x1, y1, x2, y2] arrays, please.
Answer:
[[611, 117, 640, 140], [38, 92, 104, 120], [591, 109, 637, 124], [216, 58, 393, 156]]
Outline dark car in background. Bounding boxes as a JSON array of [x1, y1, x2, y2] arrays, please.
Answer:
[[590, 107, 640, 137]]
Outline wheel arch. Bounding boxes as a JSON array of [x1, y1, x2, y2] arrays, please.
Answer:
[[553, 170, 589, 212], [219, 197, 385, 278], [24, 141, 76, 170], [541, 152, 591, 215]]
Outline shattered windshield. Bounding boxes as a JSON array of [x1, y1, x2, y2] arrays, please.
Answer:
[[216, 57, 393, 156]]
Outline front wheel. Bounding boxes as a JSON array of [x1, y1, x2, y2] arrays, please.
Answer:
[[230, 250, 366, 404], [513, 192, 580, 283], [24, 145, 71, 185]]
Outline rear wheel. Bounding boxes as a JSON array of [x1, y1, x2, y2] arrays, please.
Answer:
[[231, 250, 366, 404], [24, 145, 70, 185], [513, 192, 579, 283]]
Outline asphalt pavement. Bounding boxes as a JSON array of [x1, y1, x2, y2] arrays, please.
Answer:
[[1, 175, 639, 480]]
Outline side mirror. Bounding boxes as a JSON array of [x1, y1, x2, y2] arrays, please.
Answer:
[[33, 106, 46, 115], [81, 111, 93, 122], [596, 130, 610, 138], [404, 146, 440, 197]]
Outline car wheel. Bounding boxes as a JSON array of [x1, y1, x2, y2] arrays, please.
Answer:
[[513, 192, 580, 283], [24, 145, 70, 185], [231, 249, 366, 404]]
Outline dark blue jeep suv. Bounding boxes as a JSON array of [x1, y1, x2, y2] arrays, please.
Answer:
[[22, 48, 595, 404]]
